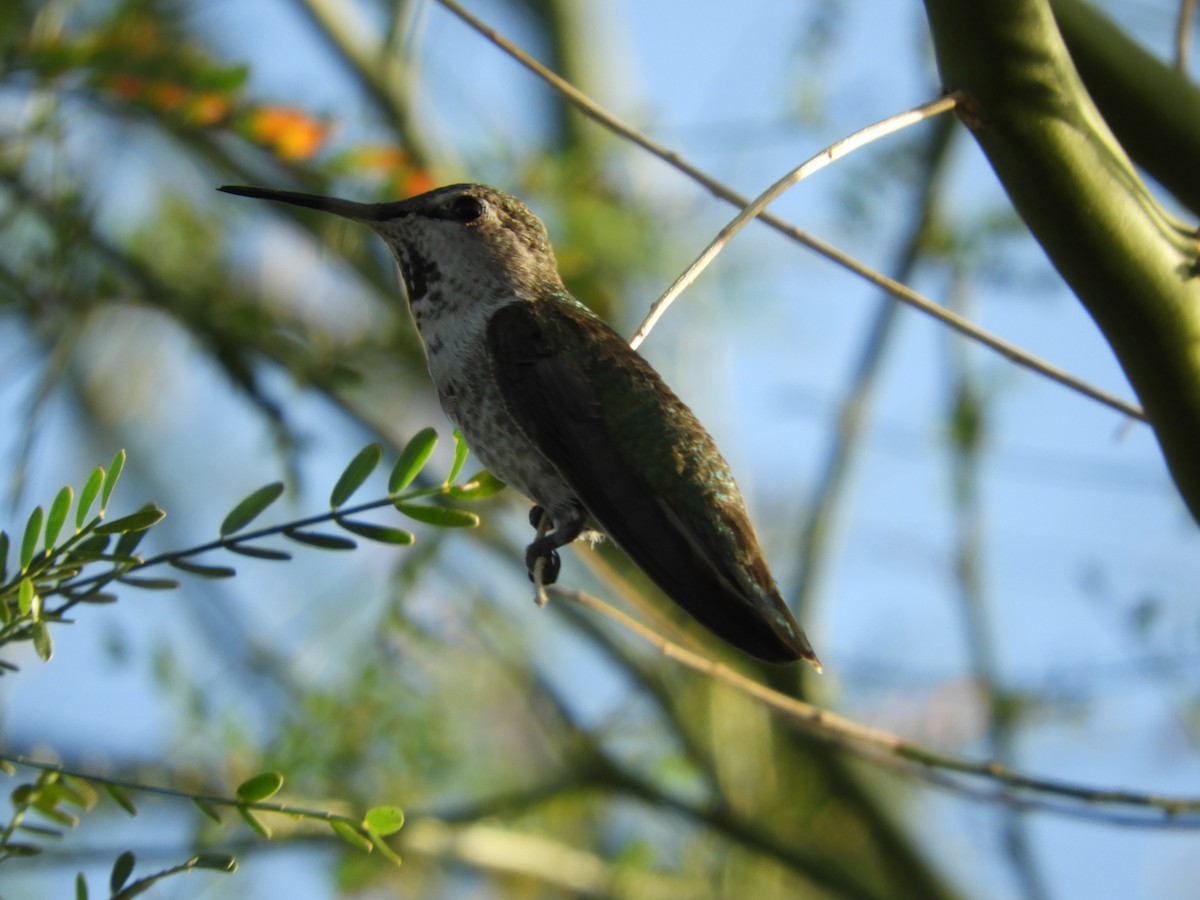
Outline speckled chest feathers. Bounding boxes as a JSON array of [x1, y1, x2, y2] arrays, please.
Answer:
[[373, 184, 582, 515]]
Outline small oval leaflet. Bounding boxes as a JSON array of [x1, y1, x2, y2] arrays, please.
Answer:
[[110, 850, 135, 895], [393, 502, 479, 529], [331, 443, 383, 508], [220, 482, 285, 537], [169, 559, 237, 579], [237, 806, 271, 838], [18, 578, 35, 616], [95, 506, 166, 536], [101, 450, 126, 512], [444, 428, 470, 486], [225, 543, 292, 561], [193, 798, 222, 822], [336, 519, 414, 545], [106, 784, 137, 816], [31, 621, 52, 662], [236, 771, 284, 803], [20, 506, 43, 570], [363, 805, 405, 836], [113, 528, 149, 559], [45, 486, 73, 550], [3, 843, 41, 857], [330, 820, 374, 852], [284, 529, 357, 551], [116, 576, 181, 591], [389, 427, 438, 494], [76, 467, 104, 529]]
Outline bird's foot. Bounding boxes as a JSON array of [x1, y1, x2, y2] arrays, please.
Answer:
[[526, 540, 562, 586], [524, 502, 583, 607]]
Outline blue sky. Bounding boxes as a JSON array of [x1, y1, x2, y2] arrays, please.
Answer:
[[4, 1, 1200, 897]]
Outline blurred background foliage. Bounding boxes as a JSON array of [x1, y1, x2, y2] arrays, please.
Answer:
[[2, 0, 1200, 898]]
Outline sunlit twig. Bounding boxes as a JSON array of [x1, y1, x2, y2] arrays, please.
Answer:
[[630, 94, 960, 350], [1177, 0, 1196, 71]]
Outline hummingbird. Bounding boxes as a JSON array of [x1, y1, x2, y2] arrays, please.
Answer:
[[219, 182, 819, 668]]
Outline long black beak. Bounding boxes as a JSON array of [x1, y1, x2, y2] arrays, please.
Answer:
[[218, 185, 387, 222]]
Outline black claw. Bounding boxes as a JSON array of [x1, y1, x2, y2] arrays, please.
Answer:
[[543, 549, 561, 584], [528, 505, 548, 529]]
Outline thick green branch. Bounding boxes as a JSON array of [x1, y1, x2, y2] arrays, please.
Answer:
[[924, 0, 1200, 524], [1052, 0, 1200, 216]]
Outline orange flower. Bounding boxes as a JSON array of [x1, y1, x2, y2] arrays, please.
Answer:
[[186, 92, 230, 126], [245, 107, 329, 161], [399, 168, 436, 197]]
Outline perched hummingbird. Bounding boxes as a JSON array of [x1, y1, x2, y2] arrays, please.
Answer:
[[219, 183, 819, 667]]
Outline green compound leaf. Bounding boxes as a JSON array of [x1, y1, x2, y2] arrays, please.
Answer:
[[101, 450, 126, 511], [336, 519, 414, 545], [363, 805, 405, 836], [331, 443, 383, 508], [75, 872, 87, 900], [389, 428, 438, 494], [95, 506, 166, 536], [284, 529, 356, 551], [219, 483, 285, 537], [45, 486, 73, 548], [236, 771, 283, 803], [77, 467, 104, 529], [20, 506, 43, 570], [393, 502, 479, 529]]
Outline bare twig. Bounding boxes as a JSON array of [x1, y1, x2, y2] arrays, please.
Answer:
[[531, 511, 551, 607], [630, 94, 960, 349], [1177, 0, 1196, 71]]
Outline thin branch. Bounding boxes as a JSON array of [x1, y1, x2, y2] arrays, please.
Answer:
[[630, 93, 960, 349], [433, 0, 1145, 424], [1177, 0, 1196, 71], [549, 585, 1200, 823], [1, 754, 365, 828]]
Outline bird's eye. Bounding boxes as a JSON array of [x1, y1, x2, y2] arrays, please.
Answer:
[[448, 195, 484, 224]]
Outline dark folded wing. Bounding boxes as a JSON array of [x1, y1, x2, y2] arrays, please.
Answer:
[[486, 300, 814, 664]]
